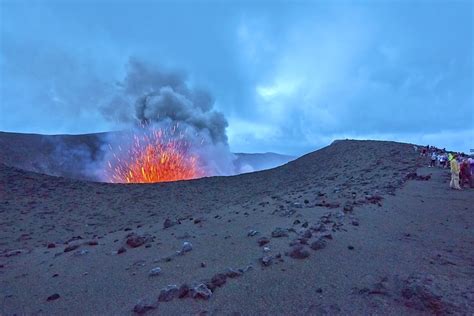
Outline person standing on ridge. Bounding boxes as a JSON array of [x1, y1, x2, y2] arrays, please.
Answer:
[[430, 152, 437, 167], [450, 155, 462, 190]]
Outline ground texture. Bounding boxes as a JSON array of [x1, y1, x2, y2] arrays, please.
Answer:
[[1, 140, 473, 315]]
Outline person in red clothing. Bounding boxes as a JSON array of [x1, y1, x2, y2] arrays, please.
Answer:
[[460, 160, 472, 188]]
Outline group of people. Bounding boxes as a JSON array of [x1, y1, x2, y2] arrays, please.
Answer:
[[416, 145, 473, 190]]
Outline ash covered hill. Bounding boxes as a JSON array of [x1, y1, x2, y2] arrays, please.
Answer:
[[0, 131, 295, 180], [1, 139, 473, 315]]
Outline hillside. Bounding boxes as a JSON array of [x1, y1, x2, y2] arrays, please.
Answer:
[[1, 138, 473, 315]]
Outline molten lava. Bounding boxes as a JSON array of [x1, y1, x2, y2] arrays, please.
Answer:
[[107, 126, 203, 183]]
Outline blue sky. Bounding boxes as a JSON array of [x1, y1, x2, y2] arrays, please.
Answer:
[[0, 0, 473, 155]]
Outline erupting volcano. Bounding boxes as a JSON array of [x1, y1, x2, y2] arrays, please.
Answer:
[[106, 125, 204, 183]]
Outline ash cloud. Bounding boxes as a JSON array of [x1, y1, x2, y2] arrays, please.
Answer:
[[100, 58, 236, 178], [102, 58, 228, 145]]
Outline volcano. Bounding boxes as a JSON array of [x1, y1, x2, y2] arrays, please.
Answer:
[[0, 131, 295, 183], [1, 134, 473, 315]]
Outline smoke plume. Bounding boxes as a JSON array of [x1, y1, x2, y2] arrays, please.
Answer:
[[102, 58, 228, 145], [100, 58, 236, 179]]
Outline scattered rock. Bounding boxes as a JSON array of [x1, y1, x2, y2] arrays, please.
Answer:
[[348, 245, 354, 250], [126, 233, 152, 248], [191, 283, 212, 300], [87, 240, 98, 246], [400, 273, 450, 313], [73, 249, 89, 256], [211, 273, 227, 287], [257, 237, 270, 246], [352, 220, 360, 226], [182, 241, 193, 252], [158, 285, 179, 302], [133, 298, 158, 314], [343, 202, 354, 212], [163, 218, 179, 229], [366, 195, 383, 204], [299, 229, 312, 239], [260, 255, 273, 266], [64, 244, 80, 253], [46, 293, 60, 301], [293, 219, 301, 225], [287, 245, 310, 259], [225, 268, 243, 278], [310, 239, 327, 251], [247, 230, 258, 237], [47, 243, 56, 249], [271, 228, 289, 238], [149, 267, 161, 277], [178, 284, 190, 298], [117, 246, 127, 254]]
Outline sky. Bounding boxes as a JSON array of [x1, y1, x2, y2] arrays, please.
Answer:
[[0, 0, 473, 155]]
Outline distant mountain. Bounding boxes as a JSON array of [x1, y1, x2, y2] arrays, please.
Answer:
[[233, 152, 295, 174]]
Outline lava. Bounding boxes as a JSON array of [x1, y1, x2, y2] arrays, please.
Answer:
[[107, 125, 203, 183]]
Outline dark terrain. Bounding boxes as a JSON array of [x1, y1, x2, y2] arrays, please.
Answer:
[[1, 137, 473, 315]]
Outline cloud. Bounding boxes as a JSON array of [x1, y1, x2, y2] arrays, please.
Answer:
[[234, 3, 473, 154]]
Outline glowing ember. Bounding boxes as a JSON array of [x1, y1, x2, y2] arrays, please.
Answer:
[[107, 126, 203, 183]]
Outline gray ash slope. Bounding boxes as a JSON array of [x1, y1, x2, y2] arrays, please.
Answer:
[[0, 131, 294, 180], [1, 139, 473, 315]]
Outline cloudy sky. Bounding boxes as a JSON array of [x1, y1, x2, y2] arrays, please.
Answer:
[[1, 0, 472, 155]]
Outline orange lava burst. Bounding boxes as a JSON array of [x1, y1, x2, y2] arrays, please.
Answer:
[[107, 127, 203, 183]]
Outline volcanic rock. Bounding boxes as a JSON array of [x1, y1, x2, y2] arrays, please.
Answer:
[[400, 273, 451, 313], [271, 227, 289, 238], [148, 267, 161, 277], [47, 293, 60, 301], [247, 230, 258, 237], [158, 285, 179, 302], [310, 238, 327, 251], [73, 249, 89, 256], [343, 202, 354, 212], [126, 233, 152, 248], [287, 245, 310, 259], [163, 218, 179, 229], [225, 268, 243, 278], [299, 229, 312, 239], [133, 299, 158, 314], [191, 283, 212, 300], [260, 255, 273, 266], [257, 237, 270, 246], [211, 273, 227, 287], [178, 284, 190, 298], [182, 241, 193, 252], [64, 244, 80, 252]]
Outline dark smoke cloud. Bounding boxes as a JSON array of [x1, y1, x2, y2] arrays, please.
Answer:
[[101, 58, 228, 145]]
